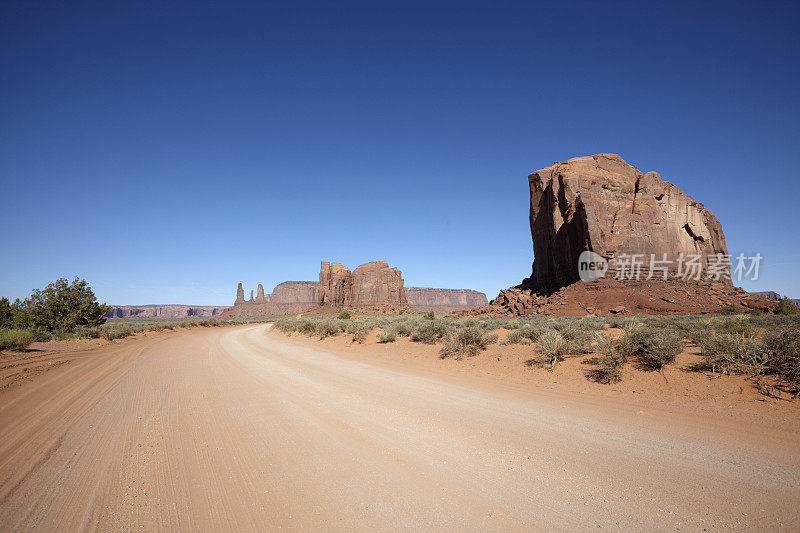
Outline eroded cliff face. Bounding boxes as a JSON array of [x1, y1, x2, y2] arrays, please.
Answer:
[[106, 305, 226, 319], [351, 261, 407, 308], [527, 154, 729, 288], [318, 262, 353, 308], [405, 288, 488, 313]]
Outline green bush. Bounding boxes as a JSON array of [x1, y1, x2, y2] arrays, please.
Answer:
[[423, 311, 435, 320], [720, 304, 739, 315], [505, 318, 521, 329], [0, 298, 13, 328], [0, 329, 37, 351], [337, 310, 351, 320], [774, 297, 800, 315], [11, 278, 109, 332], [439, 327, 497, 359]]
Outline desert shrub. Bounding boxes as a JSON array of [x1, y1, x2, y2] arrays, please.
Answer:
[[713, 318, 757, 337], [505, 318, 521, 330], [0, 329, 37, 351], [518, 322, 551, 342], [273, 319, 298, 335], [593, 338, 626, 384], [774, 297, 800, 315], [337, 310, 351, 320], [439, 327, 497, 359], [720, 304, 739, 315], [103, 325, 135, 341], [554, 323, 602, 354], [761, 325, 800, 394], [376, 329, 397, 343], [411, 320, 449, 344], [297, 320, 317, 336], [536, 329, 566, 370], [423, 311, 435, 320], [315, 320, 341, 339], [345, 321, 372, 343], [637, 327, 685, 371], [74, 325, 102, 338], [502, 330, 523, 345], [698, 332, 767, 375], [393, 319, 416, 337]]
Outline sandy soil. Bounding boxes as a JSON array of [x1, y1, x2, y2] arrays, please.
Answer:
[[1, 325, 798, 531]]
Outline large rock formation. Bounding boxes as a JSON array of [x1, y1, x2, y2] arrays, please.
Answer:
[[464, 153, 778, 316], [223, 281, 320, 316], [106, 305, 227, 319], [318, 262, 354, 308], [405, 288, 488, 313], [255, 284, 267, 303], [235, 283, 245, 305], [225, 261, 488, 316], [527, 154, 729, 288], [318, 260, 408, 310], [351, 261, 407, 308]]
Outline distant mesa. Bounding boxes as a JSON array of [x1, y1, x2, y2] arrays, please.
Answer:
[[106, 305, 227, 319], [467, 154, 777, 316], [751, 291, 800, 307], [224, 260, 488, 316]]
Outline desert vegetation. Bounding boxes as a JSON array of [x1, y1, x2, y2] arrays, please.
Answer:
[[0, 278, 277, 352], [272, 311, 800, 399]]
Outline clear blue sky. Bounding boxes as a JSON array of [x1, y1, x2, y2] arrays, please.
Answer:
[[1, 1, 798, 305]]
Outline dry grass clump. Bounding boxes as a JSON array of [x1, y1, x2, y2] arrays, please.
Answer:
[[636, 327, 685, 371], [535, 330, 567, 370], [697, 321, 800, 397], [439, 327, 497, 359], [591, 337, 625, 384], [0, 329, 37, 351]]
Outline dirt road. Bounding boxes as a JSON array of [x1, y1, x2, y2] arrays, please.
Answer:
[[1, 325, 798, 531]]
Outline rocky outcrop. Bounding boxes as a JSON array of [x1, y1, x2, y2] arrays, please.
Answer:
[[351, 261, 407, 308], [225, 261, 486, 316], [271, 281, 319, 304], [464, 278, 776, 317], [527, 154, 729, 288], [318, 262, 353, 307], [235, 283, 245, 305], [752, 291, 800, 308], [464, 153, 779, 317], [105, 305, 227, 319], [405, 288, 488, 313], [223, 281, 320, 316], [318, 260, 408, 310], [255, 284, 267, 304]]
